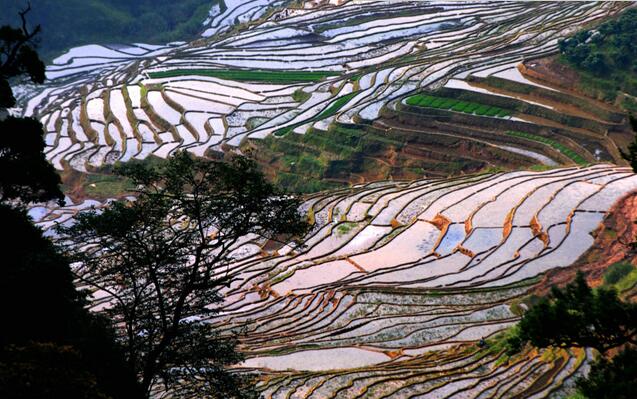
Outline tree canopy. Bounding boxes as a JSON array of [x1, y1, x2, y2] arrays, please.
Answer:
[[0, 204, 143, 399], [0, 7, 142, 398], [577, 346, 637, 399], [59, 152, 310, 397], [0, 3, 62, 204], [620, 115, 637, 173], [509, 272, 637, 354], [0, 115, 64, 204], [559, 8, 637, 77], [508, 272, 637, 399], [559, 8, 637, 102], [0, 3, 44, 107]]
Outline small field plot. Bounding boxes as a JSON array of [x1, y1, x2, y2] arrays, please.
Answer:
[[506, 131, 587, 165], [405, 94, 512, 118], [31, 164, 635, 397], [147, 69, 341, 83]]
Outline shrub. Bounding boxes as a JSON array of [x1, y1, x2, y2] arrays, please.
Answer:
[[604, 262, 635, 286]]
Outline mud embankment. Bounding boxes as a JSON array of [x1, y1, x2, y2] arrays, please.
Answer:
[[536, 192, 637, 295]]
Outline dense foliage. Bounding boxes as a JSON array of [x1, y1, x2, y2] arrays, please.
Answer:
[[59, 152, 310, 398], [0, 0, 220, 62], [577, 346, 637, 399], [508, 272, 637, 399], [0, 5, 62, 204], [621, 115, 637, 173], [0, 8, 44, 107], [509, 273, 637, 354], [559, 8, 637, 101], [0, 9, 142, 398], [0, 116, 64, 204], [0, 205, 143, 399]]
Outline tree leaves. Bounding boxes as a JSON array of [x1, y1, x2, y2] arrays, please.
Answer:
[[577, 347, 637, 399], [0, 116, 63, 204], [510, 272, 637, 354], [59, 152, 309, 397]]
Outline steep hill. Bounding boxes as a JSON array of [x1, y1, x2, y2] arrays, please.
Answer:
[[32, 164, 637, 398], [0, 0, 218, 62], [16, 1, 634, 194]]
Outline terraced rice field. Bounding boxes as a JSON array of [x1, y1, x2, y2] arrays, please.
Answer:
[[147, 69, 341, 83], [506, 131, 588, 165], [405, 94, 512, 118], [32, 164, 637, 397], [13, 1, 631, 173], [15, 1, 637, 396]]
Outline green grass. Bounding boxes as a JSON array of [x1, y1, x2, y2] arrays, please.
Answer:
[[274, 91, 360, 136], [336, 222, 358, 236], [483, 326, 520, 356], [316, 91, 359, 120], [83, 174, 133, 199], [604, 262, 634, 285], [601, 262, 637, 293], [528, 164, 557, 172], [615, 268, 637, 293], [406, 94, 512, 118], [292, 89, 311, 103], [147, 69, 340, 83], [506, 131, 588, 165]]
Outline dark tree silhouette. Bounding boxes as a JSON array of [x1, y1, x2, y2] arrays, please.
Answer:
[[0, 343, 111, 399], [0, 115, 64, 203], [621, 115, 637, 173], [0, 204, 143, 399], [0, 3, 62, 205], [0, 6, 142, 399], [0, 2, 44, 107], [509, 273, 637, 354], [59, 152, 310, 398], [577, 346, 637, 399], [508, 272, 637, 399]]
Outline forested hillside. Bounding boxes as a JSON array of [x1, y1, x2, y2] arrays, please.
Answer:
[[0, 0, 218, 61], [559, 8, 637, 109]]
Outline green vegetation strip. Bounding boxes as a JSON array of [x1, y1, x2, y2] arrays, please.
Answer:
[[603, 262, 637, 293], [406, 94, 512, 118], [147, 69, 340, 83], [274, 91, 360, 137], [506, 131, 587, 165]]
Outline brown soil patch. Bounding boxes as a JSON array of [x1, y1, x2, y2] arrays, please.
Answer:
[[346, 257, 368, 273], [60, 168, 88, 203], [530, 215, 549, 246], [521, 57, 618, 113], [428, 213, 451, 231], [467, 77, 612, 124], [535, 192, 637, 295], [503, 208, 515, 239]]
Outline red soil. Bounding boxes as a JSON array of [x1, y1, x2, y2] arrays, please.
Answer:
[[535, 192, 637, 295]]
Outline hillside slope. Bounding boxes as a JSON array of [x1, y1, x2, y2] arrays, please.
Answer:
[[17, 1, 633, 193], [0, 0, 218, 61], [32, 164, 637, 397]]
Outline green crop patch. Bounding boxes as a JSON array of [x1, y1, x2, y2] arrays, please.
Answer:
[[406, 93, 512, 118], [506, 131, 587, 165], [274, 91, 360, 136], [147, 69, 340, 83]]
